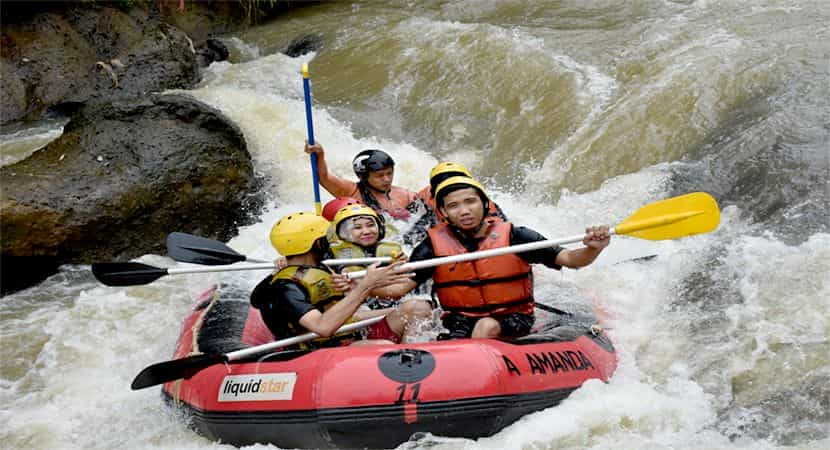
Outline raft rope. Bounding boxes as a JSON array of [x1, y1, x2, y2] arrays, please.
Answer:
[[189, 287, 222, 355], [170, 287, 223, 404]]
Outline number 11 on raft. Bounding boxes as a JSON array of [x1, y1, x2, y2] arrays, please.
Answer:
[[395, 383, 421, 404]]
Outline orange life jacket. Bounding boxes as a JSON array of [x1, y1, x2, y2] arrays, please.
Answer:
[[428, 218, 534, 316]]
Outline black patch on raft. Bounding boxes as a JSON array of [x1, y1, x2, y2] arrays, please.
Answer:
[[196, 284, 251, 355], [378, 349, 436, 383]]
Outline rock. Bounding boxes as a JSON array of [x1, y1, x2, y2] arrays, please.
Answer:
[[282, 34, 324, 57], [0, 5, 198, 125], [0, 94, 264, 294], [196, 38, 230, 68]]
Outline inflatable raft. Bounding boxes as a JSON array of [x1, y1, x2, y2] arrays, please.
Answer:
[[161, 285, 617, 448]]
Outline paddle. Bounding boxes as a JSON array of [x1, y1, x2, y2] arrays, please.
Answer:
[[166, 232, 269, 265], [165, 232, 391, 268], [302, 63, 323, 215], [131, 315, 385, 390], [345, 192, 719, 280], [92, 257, 394, 287]]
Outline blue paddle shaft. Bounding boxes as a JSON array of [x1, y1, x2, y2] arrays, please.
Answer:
[[302, 77, 315, 145], [303, 71, 322, 213]]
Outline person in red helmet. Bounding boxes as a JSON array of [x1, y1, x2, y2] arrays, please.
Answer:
[[322, 197, 362, 221], [305, 142, 417, 220]]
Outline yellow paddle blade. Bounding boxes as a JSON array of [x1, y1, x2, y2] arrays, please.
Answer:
[[614, 192, 720, 241]]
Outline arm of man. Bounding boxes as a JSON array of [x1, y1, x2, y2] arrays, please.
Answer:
[[305, 141, 360, 198], [511, 225, 609, 269], [380, 236, 435, 296], [369, 280, 414, 299], [553, 225, 610, 268], [511, 226, 564, 269], [299, 262, 415, 337], [297, 284, 372, 338], [556, 225, 611, 269]]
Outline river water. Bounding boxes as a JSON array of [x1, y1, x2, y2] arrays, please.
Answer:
[[1, 1, 828, 449]]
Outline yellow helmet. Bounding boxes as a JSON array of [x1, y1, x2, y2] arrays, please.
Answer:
[[429, 162, 473, 196], [429, 162, 472, 181], [332, 204, 385, 242], [270, 212, 330, 256], [434, 176, 489, 210]]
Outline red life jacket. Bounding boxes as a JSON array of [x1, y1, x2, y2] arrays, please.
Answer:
[[428, 218, 534, 316]]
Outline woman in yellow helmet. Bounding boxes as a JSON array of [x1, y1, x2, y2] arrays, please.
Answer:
[[250, 212, 431, 347], [329, 204, 411, 311]]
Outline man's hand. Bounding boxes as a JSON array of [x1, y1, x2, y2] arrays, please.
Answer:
[[357, 261, 414, 293], [583, 225, 611, 250], [332, 272, 355, 292], [304, 140, 325, 157]]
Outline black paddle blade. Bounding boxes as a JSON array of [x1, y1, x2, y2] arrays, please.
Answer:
[[166, 232, 246, 265], [91, 262, 167, 286], [131, 353, 226, 390]]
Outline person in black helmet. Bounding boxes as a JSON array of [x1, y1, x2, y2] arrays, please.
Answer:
[[305, 142, 418, 220]]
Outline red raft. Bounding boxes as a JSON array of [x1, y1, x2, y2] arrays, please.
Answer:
[[161, 285, 617, 449]]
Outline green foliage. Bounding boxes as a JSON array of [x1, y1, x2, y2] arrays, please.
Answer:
[[238, 0, 289, 25]]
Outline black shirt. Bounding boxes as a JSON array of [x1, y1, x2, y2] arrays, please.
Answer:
[[250, 274, 319, 340], [409, 224, 564, 285]]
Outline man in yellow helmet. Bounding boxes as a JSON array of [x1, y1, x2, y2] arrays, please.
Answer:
[[250, 212, 431, 347], [395, 177, 611, 340], [402, 161, 507, 246]]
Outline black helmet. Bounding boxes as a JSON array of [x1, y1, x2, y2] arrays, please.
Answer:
[[352, 149, 394, 179]]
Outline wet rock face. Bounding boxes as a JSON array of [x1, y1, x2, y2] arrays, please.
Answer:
[[282, 34, 324, 57], [0, 94, 264, 294], [0, 5, 198, 124], [196, 38, 230, 68]]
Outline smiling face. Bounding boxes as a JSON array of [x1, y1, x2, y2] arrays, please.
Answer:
[[347, 216, 380, 246], [365, 167, 394, 192], [439, 187, 485, 232]]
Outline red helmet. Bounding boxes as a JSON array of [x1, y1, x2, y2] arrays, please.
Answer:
[[322, 197, 362, 221]]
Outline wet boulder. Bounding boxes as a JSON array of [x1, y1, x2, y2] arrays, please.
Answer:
[[0, 4, 198, 124], [282, 34, 324, 57], [0, 94, 264, 294], [196, 38, 230, 68]]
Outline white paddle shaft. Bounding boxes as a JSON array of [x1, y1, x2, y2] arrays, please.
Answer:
[[346, 231, 616, 280], [226, 315, 385, 361], [165, 257, 393, 276]]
